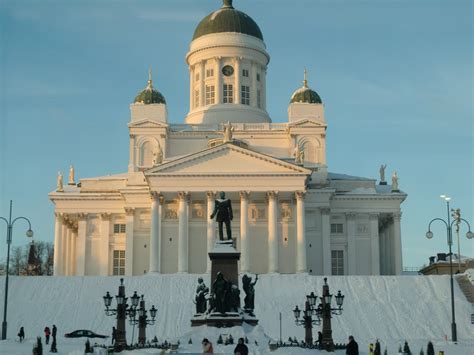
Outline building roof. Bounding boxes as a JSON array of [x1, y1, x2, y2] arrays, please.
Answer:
[[134, 69, 166, 105], [192, 0, 264, 41], [290, 70, 322, 104]]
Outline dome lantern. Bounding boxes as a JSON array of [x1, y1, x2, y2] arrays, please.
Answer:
[[134, 68, 166, 105], [290, 69, 322, 104]]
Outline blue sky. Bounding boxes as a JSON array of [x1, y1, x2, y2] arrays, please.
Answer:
[[0, 0, 472, 268]]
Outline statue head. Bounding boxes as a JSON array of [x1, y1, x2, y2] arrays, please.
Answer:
[[219, 191, 225, 199], [198, 277, 203, 283]]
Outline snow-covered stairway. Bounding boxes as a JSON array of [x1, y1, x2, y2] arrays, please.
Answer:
[[456, 273, 474, 303]]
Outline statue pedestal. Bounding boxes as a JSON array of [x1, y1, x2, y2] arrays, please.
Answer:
[[191, 240, 258, 327], [379, 181, 387, 185]]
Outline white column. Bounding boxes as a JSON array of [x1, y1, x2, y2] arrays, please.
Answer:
[[61, 218, 68, 275], [53, 213, 63, 276], [296, 191, 307, 273], [215, 57, 222, 104], [75, 214, 87, 276], [200, 62, 205, 107], [393, 212, 403, 275], [251, 61, 257, 107], [149, 193, 162, 273], [189, 65, 194, 110], [370, 213, 380, 275], [267, 191, 279, 273], [346, 213, 357, 275], [128, 134, 135, 173], [178, 192, 189, 273], [240, 191, 250, 272], [125, 208, 135, 276], [206, 191, 216, 273], [71, 229, 77, 275], [100, 213, 111, 276], [262, 66, 267, 110], [321, 207, 331, 275], [235, 58, 241, 104], [65, 226, 73, 276]]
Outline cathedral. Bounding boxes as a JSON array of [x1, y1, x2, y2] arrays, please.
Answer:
[[49, 0, 406, 277]]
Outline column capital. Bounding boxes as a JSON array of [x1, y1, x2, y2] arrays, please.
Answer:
[[125, 207, 135, 216], [345, 212, 357, 220], [178, 191, 190, 202], [295, 191, 306, 200], [393, 212, 402, 221], [55, 212, 64, 220], [151, 191, 164, 203], [206, 191, 216, 200], [77, 213, 87, 221], [266, 191, 278, 199], [100, 212, 111, 221], [369, 213, 379, 220], [320, 207, 331, 215], [129, 134, 135, 138], [239, 191, 250, 200]]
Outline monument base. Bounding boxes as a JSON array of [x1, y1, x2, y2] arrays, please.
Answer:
[[379, 181, 387, 185], [191, 311, 259, 327]]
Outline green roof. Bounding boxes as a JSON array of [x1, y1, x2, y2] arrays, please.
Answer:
[[193, 0, 263, 41], [134, 73, 166, 105], [290, 87, 322, 104]]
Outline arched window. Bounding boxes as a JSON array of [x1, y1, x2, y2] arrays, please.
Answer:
[[140, 141, 153, 167]]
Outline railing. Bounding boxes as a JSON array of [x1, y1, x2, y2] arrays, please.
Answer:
[[169, 122, 288, 132]]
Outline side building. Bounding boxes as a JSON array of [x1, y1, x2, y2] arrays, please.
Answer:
[[49, 0, 406, 277]]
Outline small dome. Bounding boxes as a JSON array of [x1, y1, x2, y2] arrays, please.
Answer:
[[134, 69, 166, 105], [290, 70, 322, 104], [193, 0, 263, 41]]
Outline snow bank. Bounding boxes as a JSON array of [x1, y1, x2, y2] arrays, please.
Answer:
[[0, 273, 472, 354]]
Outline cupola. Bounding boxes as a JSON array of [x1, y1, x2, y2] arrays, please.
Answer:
[[288, 70, 325, 123]]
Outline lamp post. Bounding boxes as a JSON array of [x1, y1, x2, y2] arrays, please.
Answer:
[[293, 278, 344, 352], [103, 279, 140, 351], [128, 295, 157, 345], [425, 195, 473, 343], [0, 200, 34, 340]]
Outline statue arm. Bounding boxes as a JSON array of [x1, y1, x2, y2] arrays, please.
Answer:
[[228, 200, 233, 220], [210, 201, 218, 219]]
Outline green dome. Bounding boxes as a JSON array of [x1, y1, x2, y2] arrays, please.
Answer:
[[134, 72, 166, 105], [290, 72, 322, 104], [193, 0, 263, 41]]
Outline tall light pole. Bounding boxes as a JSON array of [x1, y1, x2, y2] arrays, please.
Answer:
[[0, 200, 34, 340], [425, 195, 473, 342]]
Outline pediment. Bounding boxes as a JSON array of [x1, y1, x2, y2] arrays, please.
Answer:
[[128, 119, 168, 128], [146, 143, 311, 176], [289, 118, 325, 128]]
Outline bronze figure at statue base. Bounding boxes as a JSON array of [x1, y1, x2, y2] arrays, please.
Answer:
[[191, 240, 259, 328]]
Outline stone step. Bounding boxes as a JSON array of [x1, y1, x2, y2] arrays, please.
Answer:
[[456, 274, 474, 303]]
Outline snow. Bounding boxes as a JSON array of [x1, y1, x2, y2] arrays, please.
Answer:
[[0, 273, 473, 354]]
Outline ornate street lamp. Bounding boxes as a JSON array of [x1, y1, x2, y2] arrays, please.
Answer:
[[103, 279, 143, 351], [128, 295, 157, 345], [0, 200, 34, 340], [425, 195, 473, 343], [293, 278, 344, 351]]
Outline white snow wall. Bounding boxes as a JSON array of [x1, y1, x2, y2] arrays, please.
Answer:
[[0, 274, 472, 344]]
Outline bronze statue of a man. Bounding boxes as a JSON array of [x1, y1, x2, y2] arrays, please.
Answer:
[[210, 191, 233, 241]]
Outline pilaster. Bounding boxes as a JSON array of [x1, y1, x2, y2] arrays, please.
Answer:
[[100, 213, 111, 276], [346, 213, 357, 275], [320, 207, 331, 275], [369, 213, 380, 275], [240, 191, 250, 272], [267, 191, 279, 273], [124, 207, 135, 276], [296, 191, 307, 273], [178, 192, 189, 273]]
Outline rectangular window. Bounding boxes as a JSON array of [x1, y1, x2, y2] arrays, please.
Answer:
[[241, 85, 250, 105], [331, 250, 344, 275], [195, 73, 200, 82], [113, 224, 126, 234], [257, 89, 261, 108], [206, 69, 214, 78], [205, 85, 215, 105], [113, 250, 125, 276], [330, 223, 343, 234], [257, 73, 260, 81], [223, 84, 233, 103], [194, 90, 200, 108], [242, 69, 249, 77]]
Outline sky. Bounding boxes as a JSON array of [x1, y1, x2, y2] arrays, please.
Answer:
[[0, 0, 472, 268]]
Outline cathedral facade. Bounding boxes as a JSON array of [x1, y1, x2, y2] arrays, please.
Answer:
[[49, 0, 406, 277]]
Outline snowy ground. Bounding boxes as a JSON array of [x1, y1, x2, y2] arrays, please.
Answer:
[[0, 272, 473, 354]]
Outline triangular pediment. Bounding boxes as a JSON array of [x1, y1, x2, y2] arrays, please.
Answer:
[[146, 143, 311, 176], [128, 119, 168, 128], [289, 118, 325, 128]]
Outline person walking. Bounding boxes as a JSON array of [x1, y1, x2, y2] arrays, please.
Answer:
[[50, 324, 58, 353], [17, 326, 25, 342], [44, 326, 51, 345], [202, 338, 214, 354], [111, 327, 116, 345], [315, 331, 323, 348], [346, 335, 359, 355], [233, 337, 248, 355]]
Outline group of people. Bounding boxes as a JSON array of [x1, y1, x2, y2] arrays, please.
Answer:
[[201, 337, 248, 355], [17, 325, 58, 352]]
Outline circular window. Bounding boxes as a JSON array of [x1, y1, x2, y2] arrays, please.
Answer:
[[222, 65, 234, 76]]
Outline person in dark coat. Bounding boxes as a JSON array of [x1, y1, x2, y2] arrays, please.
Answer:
[[50, 325, 58, 353], [315, 331, 323, 348], [17, 326, 25, 342], [111, 327, 116, 345], [233, 337, 249, 355], [346, 335, 359, 355], [210, 191, 233, 240], [44, 326, 51, 345]]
